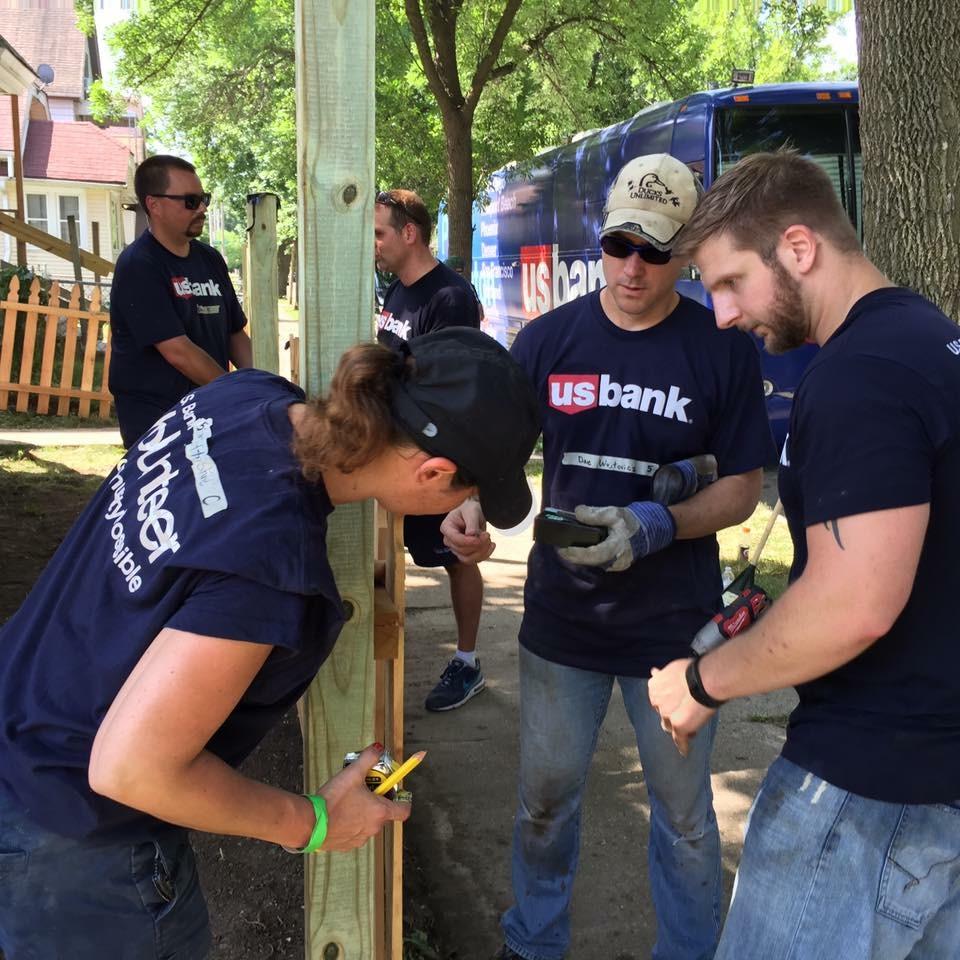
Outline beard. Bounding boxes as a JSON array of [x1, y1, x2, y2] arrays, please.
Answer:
[[761, 259, 809, 354]]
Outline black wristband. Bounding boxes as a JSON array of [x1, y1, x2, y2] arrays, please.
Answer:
[[685, 655, 726, 709]]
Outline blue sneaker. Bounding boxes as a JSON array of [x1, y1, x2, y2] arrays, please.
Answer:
[[424, 657, 485, 711]]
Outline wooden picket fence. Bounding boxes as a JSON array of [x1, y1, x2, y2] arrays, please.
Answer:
[[0, 274, 113, 418]]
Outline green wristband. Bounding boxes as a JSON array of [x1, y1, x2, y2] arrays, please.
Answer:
[[284, 794, 328, 855]]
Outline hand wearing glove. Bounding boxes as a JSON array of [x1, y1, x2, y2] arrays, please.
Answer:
[[557, 501, 676, 572], [650, 453, 718, 505]]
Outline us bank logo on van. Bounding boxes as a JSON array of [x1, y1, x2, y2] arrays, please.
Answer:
[[520, 243, 605, 318], [548, 373, 693, 422]]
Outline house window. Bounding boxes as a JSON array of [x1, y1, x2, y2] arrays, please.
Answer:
[[60, 196, 81, 242], [27, 195, 48, 232], [0, 158, 8, 177]]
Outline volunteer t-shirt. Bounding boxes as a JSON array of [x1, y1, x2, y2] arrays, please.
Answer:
[[511, 291, 774, 675], [109, 231, 247, 444], [376, 261, 480, 350], [778, 287, 960, 804], [0, 370, 343, 839]]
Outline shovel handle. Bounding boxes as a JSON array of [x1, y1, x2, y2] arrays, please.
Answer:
[[748, 499, 783, 567]]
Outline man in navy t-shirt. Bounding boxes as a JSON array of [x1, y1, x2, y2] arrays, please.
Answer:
[[109, 155, 252, 447], [447, 155, 774, 960], [375, 188, 486, 712], [650, 152, 960, 960]]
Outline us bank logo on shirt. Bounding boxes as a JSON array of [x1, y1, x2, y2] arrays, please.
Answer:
[[172, 276, 223, 299], [377, 309, 411, 341], [548, 373, 693, 423]]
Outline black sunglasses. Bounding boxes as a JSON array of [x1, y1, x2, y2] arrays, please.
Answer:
[[600, 234, 672, 265], [376, 191, 427, 228], [151, 193, 212, 211]]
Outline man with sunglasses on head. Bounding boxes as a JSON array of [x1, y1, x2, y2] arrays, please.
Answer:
[[442, 155, 774, 960], [374, 189, 487, 712], [109, 155, 252, 447]]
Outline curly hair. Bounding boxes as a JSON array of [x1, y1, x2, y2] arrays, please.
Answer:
[[293, 342, 475, 490]]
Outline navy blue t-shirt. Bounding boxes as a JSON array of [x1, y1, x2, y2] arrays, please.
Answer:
[[0, 370, 343, 839], [109, 231, 247, 445], [376, 262, 480, 350], [778, 288, 960, 803], [512, 291, 774, 675]]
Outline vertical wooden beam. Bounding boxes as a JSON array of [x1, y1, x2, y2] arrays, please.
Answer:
[[9, 95, 26, 267], [66, 215, 86, 309], [92, 221, 101, 286], [243, 193, 280, 374], [295, 1, 378, 958]]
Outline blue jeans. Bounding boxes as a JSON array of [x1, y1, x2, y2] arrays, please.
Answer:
[[0, 791, 211, 959], [717, 757, 960, 960], [501, 646, 722, 960]]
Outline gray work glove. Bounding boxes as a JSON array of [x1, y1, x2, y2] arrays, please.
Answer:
[[557, 501, 676, 572]]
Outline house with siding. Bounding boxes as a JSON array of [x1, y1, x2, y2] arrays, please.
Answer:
[[0, 4, 138, 282]]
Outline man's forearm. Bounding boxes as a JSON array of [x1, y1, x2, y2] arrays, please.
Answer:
[[669, 468, 762, 540], [698, 569, 881, 702], [230, 330, 253, 369], [155, 335, 227, 385]]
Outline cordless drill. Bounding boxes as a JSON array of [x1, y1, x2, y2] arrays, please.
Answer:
[[691, 579, 770, 655]]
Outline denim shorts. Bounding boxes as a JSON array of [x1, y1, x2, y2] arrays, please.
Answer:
[[717, 756, 960, 960], [0, 791, 211, 959]]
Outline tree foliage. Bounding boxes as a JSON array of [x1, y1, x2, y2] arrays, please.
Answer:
[[73, 0, 96, 38], [102, 0, 841, 255]]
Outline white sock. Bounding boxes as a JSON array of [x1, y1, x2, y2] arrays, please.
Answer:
[[454, 650, 477, 668]]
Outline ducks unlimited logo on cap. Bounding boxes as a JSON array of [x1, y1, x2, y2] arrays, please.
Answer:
[[600, 154, 702, 251]]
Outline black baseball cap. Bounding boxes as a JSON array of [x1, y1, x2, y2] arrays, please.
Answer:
[[389, 327, 540, 528]]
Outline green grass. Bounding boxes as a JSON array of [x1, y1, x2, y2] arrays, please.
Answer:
[[277, 300, 299, 324], [717, 499, 792, 600], [0, 409, 118, 429], [0, 443, 123, 479]]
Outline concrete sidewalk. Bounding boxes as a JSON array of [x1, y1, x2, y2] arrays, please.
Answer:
[[402, 497, 795, 959], [0, 428, 121, 447]]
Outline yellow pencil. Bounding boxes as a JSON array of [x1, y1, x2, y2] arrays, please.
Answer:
[[373, 750, 426, 796]]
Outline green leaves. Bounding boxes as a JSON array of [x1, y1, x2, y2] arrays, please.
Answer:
[[103, 0, 841, 252]]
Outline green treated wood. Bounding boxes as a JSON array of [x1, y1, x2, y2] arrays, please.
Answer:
[[243, 193, 280, 374], [295, 0, 378, 957]]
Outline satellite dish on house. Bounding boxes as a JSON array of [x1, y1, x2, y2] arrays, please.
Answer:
[[36, 64, 55, 85]]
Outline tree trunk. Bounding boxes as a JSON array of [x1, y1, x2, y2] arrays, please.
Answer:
[[857, 0, 960, 321], [442, 107, 475, 279]]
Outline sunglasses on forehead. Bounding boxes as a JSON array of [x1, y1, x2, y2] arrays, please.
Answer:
[[600, 234, 672, 265], [151, 193, 212, 211], [376, 191, 427, 227]]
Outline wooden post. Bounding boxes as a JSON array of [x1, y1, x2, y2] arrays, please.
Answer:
[[66, 215, 86, 309], [92, 221, 101, 286], [295, 0, 379, 957], [243, 193, 279, 373], [288, 242, 297, 305], [9, 95, 26, 267]]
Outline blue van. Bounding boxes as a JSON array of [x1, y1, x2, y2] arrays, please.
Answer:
[[438, 82, 861, 448]]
